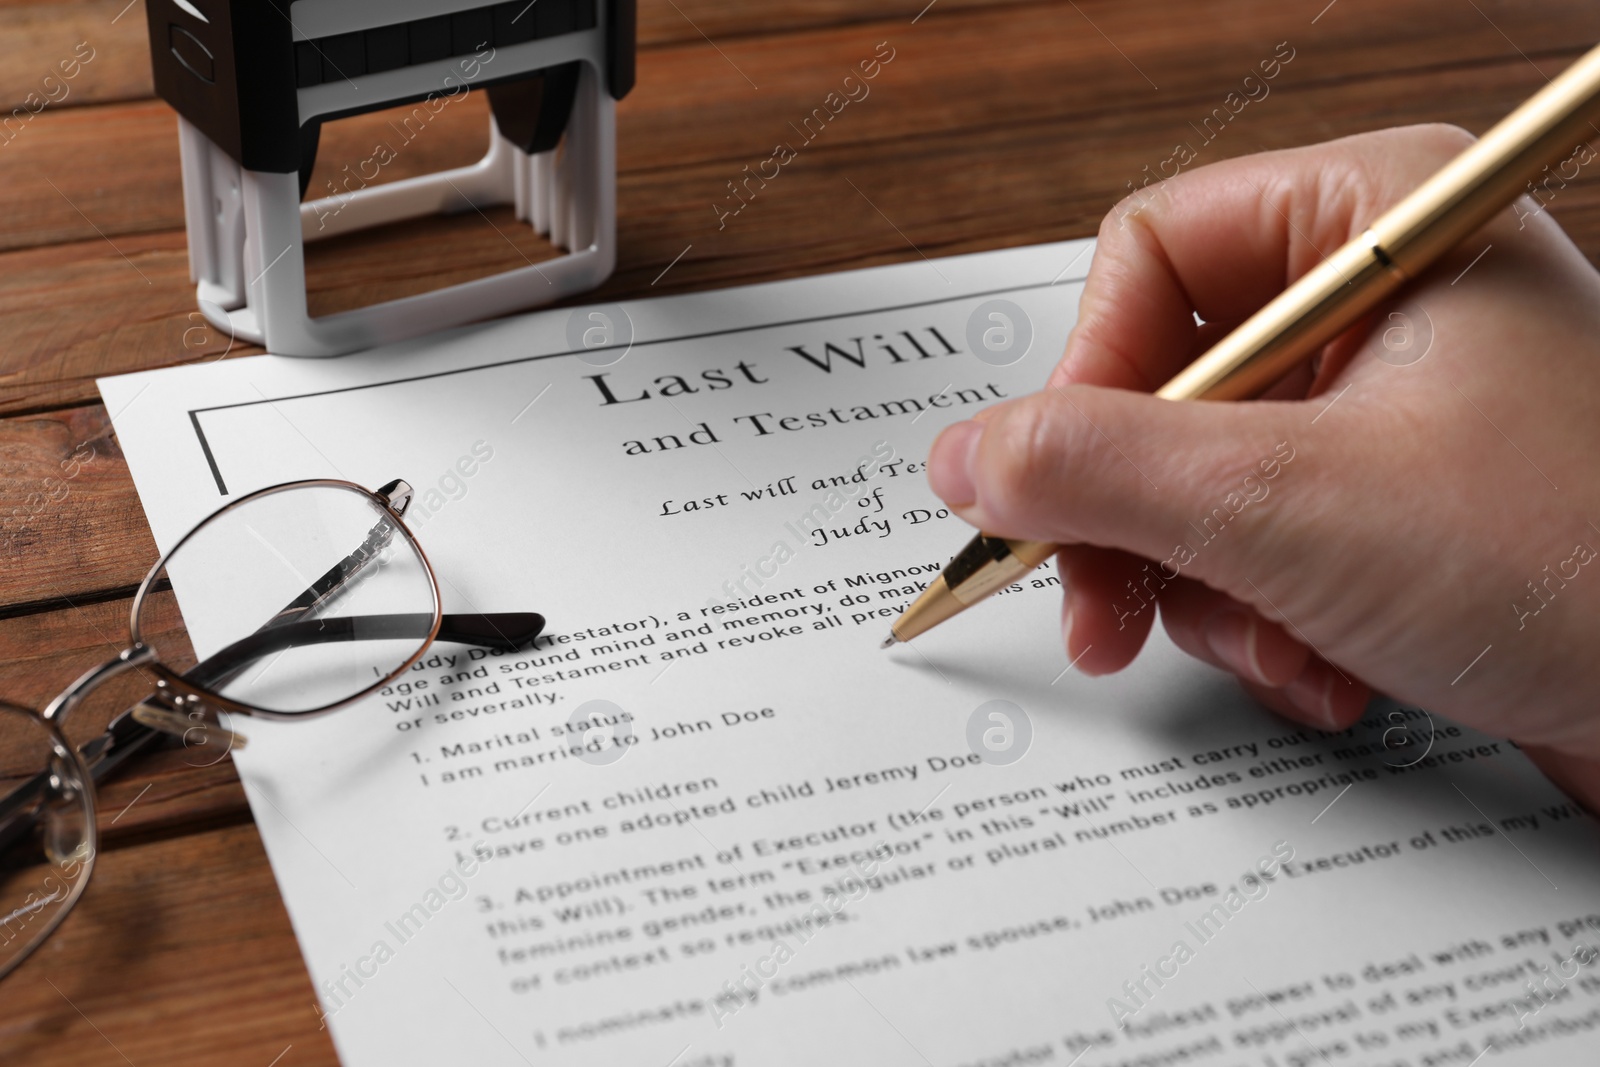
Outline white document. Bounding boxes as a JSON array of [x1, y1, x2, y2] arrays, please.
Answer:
[[103, 241, 1600, 1067]]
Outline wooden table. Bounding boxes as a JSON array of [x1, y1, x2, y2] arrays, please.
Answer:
[[2, 1, 1597, 1061]]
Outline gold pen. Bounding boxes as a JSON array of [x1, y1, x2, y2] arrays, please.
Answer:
[[884, 41, 1600, 649]]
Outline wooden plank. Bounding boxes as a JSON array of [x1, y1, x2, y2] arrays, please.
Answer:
[[604, 65, 1600, 298], [304, 207, 565, 319], [615, 1, 1598, 184], [0, 823, 337, 1067], [0, 406, 156, 604], [0, 1, 150, 115], [89, 739, 250, 846], [0, 229, 242, 417], [633, 0, 1028, 48], [0, 98, 182, 254]]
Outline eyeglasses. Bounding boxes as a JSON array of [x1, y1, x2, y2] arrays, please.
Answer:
[[0, 477, 543, 980]]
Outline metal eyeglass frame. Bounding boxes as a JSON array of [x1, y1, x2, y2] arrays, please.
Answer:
[[0, 476, 545, 981]]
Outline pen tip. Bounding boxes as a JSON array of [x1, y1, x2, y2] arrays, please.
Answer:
[[880, 632, 899, 650]]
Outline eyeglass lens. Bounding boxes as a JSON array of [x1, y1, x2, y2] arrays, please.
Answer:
[[139, 484, 439, 714], [0, 703, 95, 979]]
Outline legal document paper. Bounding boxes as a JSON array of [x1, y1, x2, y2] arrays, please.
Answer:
[[102, 241, 1600, 1067]]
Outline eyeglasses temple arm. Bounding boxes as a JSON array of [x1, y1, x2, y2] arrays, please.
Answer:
[[262, 515, 401, 630], [186, 612, 546, 692], [85, 612, 543, 788], [263, 478, 420, 629]]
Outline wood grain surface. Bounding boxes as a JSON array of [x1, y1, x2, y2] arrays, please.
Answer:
[[2, 1, 1598, 1063]]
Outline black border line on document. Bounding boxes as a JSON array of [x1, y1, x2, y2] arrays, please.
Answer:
[[189, 276, 1087, 495]]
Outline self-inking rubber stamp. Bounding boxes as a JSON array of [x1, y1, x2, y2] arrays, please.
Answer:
[[146, 0, 636, 356]]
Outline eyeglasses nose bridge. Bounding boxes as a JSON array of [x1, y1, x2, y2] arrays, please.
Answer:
[[40, 643, 158, 729]]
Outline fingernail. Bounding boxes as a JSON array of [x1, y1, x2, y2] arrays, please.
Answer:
[[928, 420, 982, 506], [1284, 669, 1338, 730], [1204, 609, 1268, 685]]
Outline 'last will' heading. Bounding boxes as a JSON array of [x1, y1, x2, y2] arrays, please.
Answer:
[[580, 325, 1008, 456]]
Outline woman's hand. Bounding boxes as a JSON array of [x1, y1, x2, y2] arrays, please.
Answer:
[[927, 125, 1600, 808]]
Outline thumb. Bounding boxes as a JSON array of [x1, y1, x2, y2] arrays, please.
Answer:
[[926, 383, 1319, 598], [929, 383, 1377, 730]]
